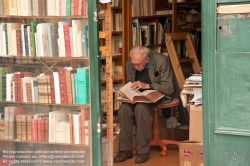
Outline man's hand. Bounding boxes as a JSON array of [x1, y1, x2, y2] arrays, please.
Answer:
[[131, 81, 150, 91]]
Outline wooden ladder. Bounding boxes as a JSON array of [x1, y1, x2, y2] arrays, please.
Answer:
[[165, 32, 201, 90]]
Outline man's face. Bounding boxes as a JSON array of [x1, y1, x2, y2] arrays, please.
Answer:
[[130, 54, 149, 71]]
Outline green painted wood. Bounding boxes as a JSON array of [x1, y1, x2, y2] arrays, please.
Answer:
[[203, 1, 250, 166], [88, 0, 102, 166]]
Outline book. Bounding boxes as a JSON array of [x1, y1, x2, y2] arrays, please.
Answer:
[[116, 81, 164, 103]]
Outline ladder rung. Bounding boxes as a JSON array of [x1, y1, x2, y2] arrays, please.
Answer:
[[179, 58, 195, 63]]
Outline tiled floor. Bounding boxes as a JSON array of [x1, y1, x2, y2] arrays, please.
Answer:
[[114, 146, 179, 166]]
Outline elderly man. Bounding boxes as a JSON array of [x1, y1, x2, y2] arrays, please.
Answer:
[[114, 45, 174, 164]]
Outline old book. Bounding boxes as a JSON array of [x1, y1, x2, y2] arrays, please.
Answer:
[[58, 68, 68, 104], [116, 81, 164, 103], [0, 114, 4, 139], [22, 0, 32, 16], [63, 24, 72, 57], [46, 0, 56, 16], [49, 75, 55, 104], [44, 117, 49, 142], [3, 0, 9, 15], [26, 114, 33, 141], [53, 72, 61, 104], [8, 106, 27, 140], [21, 115, 27, 140], [2, 75, 6, 101], [4, 107, 10, 139], [31, 118, 38, 141], [16, 114, 22, 140], [8, 0, 18, 15], [37, 117, 45, 142]]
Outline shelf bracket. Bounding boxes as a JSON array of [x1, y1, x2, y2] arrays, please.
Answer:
[[36, 58, 61, 74]]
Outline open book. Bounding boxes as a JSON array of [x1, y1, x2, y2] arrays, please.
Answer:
[[115, 82, 164, 103]]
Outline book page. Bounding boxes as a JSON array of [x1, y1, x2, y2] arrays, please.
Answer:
[[119, 82, 141, 101]]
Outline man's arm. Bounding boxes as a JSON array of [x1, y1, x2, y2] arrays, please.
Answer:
[[151, 55, 174, 98]]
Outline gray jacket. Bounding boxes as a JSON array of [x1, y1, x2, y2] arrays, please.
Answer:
[[126, 52, 174, 102]]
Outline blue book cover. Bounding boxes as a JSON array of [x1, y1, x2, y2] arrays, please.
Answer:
[[83, 25, 88, 57], [76, 67, 89, 104], [22, 24, 29, 56]]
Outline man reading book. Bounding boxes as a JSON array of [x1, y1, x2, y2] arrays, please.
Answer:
[[114, 46, 174, 164]]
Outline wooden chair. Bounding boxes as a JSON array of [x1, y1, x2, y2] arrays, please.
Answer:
[[149, 98, 180, 156]]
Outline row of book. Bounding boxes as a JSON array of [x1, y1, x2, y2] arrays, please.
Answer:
[[0, 0, 88, 16], [132, 0, 172, 17], [101, 85, 122, 112], [0, 67, 89, 105], [0, 20, 89, 57], [132, 18, 171, 46], [0, 106, 90, 145]]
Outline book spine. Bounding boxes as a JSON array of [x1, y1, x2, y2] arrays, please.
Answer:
[[58, 68, 68, 104], [76, 67, 89, 104], [26, 115, 33, 141], [44, 117, 49, 142], [66, 0, 71, 16], [9, 0, 18, 15], [21, 115, 27, 140], [37, 117, 45, 142], [74, 0, 79, 16], [49, 75, 55, 104], [4, 107, 9, 139], [16, 114, 22, 140], [23, 25, 29, 56], [66, 70, 73, 104], [31, 118, 38, 141], [16, 29, 22, 56], [53, 72, 61, 104], [32, 0, 39, 16], [63, 24, 72, 57], [3, 0, 9, 15], [83, 25, 88, 57]]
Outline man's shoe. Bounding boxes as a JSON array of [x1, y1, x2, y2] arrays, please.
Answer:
[[114, 150, 133, 163], [135, 153, 149, 164]]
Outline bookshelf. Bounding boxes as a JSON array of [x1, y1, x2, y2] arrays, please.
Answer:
[[0, 1, 102, 166]]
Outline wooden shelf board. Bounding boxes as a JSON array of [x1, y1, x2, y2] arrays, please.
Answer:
[[0, 101, 90, 107], [112, 31, 122, 35], [132, 14, 172, 19], [0, 139, 91, 147], [0, 15, 88, 19], [179, 58, 195, 63]]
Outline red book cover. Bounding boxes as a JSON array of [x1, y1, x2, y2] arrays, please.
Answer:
[[63, 24, 72, 57], [44, 117, 49, 142], [16, 29, 22, 56], [31, 118, 38, 141], [37, 117, 45, 142], [49, 75, 55, 104], [74, 0, 79, 15], [78, 0, 83, 15]]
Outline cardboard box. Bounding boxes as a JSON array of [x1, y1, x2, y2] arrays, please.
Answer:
[[179, 141, 204, 166], [189, 105, 203, 142]]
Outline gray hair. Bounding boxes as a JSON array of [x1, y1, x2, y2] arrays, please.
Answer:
[[129, 46, 151, 60]]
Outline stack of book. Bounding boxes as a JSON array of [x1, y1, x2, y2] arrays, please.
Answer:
[[0, 0, 88, 16], [0, 20, 89, 57], [0, 67, 89, 105]]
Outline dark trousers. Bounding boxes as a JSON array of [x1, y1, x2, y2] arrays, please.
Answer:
[[118, 102, 154, 154]]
